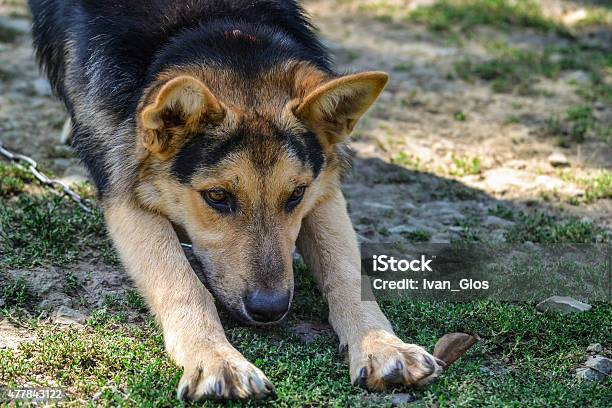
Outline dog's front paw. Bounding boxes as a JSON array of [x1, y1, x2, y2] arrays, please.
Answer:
[[350, 330, 443, 391], [176, 345, 274, 401]]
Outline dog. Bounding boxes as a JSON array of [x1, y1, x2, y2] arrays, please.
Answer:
[[29, 0, 442, 401]]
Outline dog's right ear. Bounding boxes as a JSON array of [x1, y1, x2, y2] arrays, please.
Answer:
[[138, 76, 225, 158]]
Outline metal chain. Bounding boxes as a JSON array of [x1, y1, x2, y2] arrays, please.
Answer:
[[0, 140, 92, 213]]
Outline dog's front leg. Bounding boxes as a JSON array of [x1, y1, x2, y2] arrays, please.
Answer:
[[297, 190, 442, 390], [104, 199, 274, 401]]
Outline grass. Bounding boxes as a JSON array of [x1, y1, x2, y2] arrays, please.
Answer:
[[401, 229, 432, 242], [357, 0, 571, 36], [0, 67, 15, 82], [0, 24, 20, 43], [505, 212, 606, 244], [391, 152, 424, 171], [2, 295, 611, 406], [558, 170, 612, 204], [455, 46, 560, 94], [455, 41, 611, 95], [546, 104, 599, 143], [0, 163, 117, 268], [0, 274, 34, 308], [449, 154, 481, 176], [409, 0, 568, 36]]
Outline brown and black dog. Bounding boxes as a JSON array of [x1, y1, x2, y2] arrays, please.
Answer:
[[29, 0, 441, 401]]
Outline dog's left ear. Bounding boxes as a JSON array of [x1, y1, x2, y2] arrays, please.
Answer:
[[294, 72, 388, 145]]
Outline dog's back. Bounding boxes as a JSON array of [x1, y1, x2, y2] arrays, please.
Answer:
[[29, 0, 332, 195], [29, 0, 330, 119]]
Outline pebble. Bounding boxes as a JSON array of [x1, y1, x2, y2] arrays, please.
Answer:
[[52, 306, 87, 325], [586, 343, 603, 353], [548, 152, 570, 167], [391, 393, 417, 406], [33, 78, 52, 96], [575, 355, 612, 382], [430, 233, 451, 244], [484, 168, 533, 193], [388, 224, 436, 235], [483, 215, 515, 228], [362, 201, 394, 211], [536, 296, 592, 314]]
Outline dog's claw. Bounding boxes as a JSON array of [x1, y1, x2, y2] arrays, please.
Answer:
[[214, 380, 223, 398], [177, 384, 189, 401], [354, 366, 368, 387], [382, 360, 405, 383], [263, 378, 276, 394], [434, 357, 447, 368]]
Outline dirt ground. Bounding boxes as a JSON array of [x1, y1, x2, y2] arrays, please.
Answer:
[[0, 0, 611, 349]]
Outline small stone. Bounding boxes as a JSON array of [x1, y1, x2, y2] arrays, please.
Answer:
[[391, 393, 417, 406], [399, 202, 416, 212], [388, 224, 436, 235], [363, 201, 394, 211], [52, 306, 87, 325], [430, 234, 451, 244], [548, 152, 570, 167], [575, 355, 612, 382], [586, 343, 603, 353], [562, 70, 590, 85], [536, 296, 592, 314], [562, 8, 588, 26], [483, 215, 515, 228], [33, 78, 52, 96]]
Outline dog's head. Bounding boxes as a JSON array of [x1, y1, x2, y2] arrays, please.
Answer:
[[135, 62, 387, 324]]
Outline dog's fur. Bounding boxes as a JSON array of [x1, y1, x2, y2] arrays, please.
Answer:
[[29, 0, 441, 400]]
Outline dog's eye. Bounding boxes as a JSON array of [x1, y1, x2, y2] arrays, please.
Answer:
[[285, 186, 306, 212], [203, 189, 235, 213]]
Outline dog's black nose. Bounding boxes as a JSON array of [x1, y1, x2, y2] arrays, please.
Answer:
[[244, 289, 290, 323]]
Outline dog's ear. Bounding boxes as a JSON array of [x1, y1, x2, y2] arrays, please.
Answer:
[[139, 75, 224, 157], [293, 72, 388, 145]]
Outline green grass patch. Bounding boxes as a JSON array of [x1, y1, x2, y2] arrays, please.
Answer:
[[0, 24, 20, 43], [487, 204, 515, 221], [456, 42, 611, 96], [455, 48, 558, 94], [0, 164, 117, 268], [357, 0, 570, 37], [505, 212, 606, 243], [574, 6, 612, 28], [547, 104, 610, 144], [449, 154, 481, 176], [409, 0, 568, 35], [0, 163, 35, 196], [558, 170, 612, 204], [0, 194, 114, 267], [0, 274, 35, 308], [2, 298, 610, 406], [0, 67, 16, 82], [391, 151, 424, 171], [401, 229, 433, 242]]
